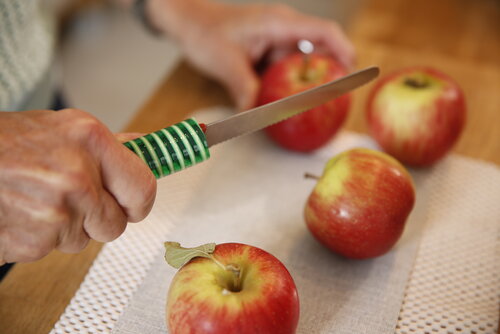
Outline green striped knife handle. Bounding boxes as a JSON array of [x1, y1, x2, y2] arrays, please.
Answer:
[[123, 118, 210, 179]]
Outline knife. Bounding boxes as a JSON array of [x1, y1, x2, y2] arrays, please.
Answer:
[[124, 66, 379, 179]]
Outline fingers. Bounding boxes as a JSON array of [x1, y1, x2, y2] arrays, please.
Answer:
[[308, 20, 356, 69], [61, 109, 157, 223], [0, 152, 127, 262], [265, 10, 356, 69], [214, 6, 354, 109], [170, 2, 354, 110], [0, 190, 67, 262], [80, 190, 128, 243], [57, 189, 127, 250], [58, 154, 127, 247], [186, 41, 260, 111], [215, 44, 260, 110], [98, 143, 157, 222]]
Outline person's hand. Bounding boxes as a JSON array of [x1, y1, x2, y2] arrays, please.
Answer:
[[147, 0, 355, 110], [0, 109, 156, 264]]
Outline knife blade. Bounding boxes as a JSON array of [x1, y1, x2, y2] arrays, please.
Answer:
[[205, 66, 379, 147], [124, 66, 379, 179]]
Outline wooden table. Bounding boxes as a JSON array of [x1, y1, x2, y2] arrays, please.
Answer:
[[1, 0, 498, 333]]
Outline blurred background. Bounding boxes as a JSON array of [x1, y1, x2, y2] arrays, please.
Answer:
[[54, 0, 499, 139], [56, 0, 364, 132]]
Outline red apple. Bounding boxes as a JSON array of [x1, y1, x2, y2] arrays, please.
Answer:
[[258, 53, 351, 152], [304, 148, 415, 259], [166, 242, 299, 334], [366, 66, 466, 166]]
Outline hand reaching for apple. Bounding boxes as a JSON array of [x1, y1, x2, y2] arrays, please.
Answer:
[[145, 0, 355, 110]]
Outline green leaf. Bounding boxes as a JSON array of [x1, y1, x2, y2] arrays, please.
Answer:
[[164, 242, 216, 269]]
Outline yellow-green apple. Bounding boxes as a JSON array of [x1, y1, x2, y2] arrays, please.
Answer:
[[257, 53, 351, 152], [165, 242, 299, 334], [366, 66, 466, 166], [304, 148, 415, 259]]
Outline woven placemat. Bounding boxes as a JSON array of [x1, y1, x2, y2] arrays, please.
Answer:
[[50, 108, 499, 334]]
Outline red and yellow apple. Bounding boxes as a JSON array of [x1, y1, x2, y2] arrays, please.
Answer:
[[304, 148, 415, 259], [166, 243, 299, 334], [257, 53, 351, 152], [366, 66, 466, 166]]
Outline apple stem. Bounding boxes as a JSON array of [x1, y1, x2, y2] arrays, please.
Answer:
[[404, 77, 429, 89], [208, 255, 243, 292], [304, 172, 320, 180], [226, 263, 242, 292], [208, 254, 226, 271], [300, 54, 311, 81]]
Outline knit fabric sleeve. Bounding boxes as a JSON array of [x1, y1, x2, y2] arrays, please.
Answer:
[[0, 1, 56, 111]]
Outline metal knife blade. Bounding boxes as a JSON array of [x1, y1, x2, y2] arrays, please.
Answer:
[[204, 66, 379, 147], [123, 66, 379, 179]]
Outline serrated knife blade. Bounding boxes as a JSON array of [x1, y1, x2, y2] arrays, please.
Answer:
[[123, 66, 379, 179], [204, 66, 379, 147]]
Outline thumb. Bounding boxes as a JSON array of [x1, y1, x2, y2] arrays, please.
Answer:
[[189, 42, 260, 111]]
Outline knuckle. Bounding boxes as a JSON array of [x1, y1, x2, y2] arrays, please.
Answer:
[[61, 108, 96, 126], [62, 108, 95, 122], [80, 118, 107, 140], [66, 109, 108, 142]]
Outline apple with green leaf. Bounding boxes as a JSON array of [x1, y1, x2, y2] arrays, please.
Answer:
[[257, 53, 351, 152], [304, 148, 416, 259], [366, 66, 466, 166], [165, 242, 299, 334]]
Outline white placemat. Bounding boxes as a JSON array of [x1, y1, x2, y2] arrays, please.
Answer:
[[51, 108, 500, 334], [395, 156, 500, 334]]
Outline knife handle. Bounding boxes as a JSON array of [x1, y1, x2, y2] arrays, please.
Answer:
[[123, 118, 210, 179]]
